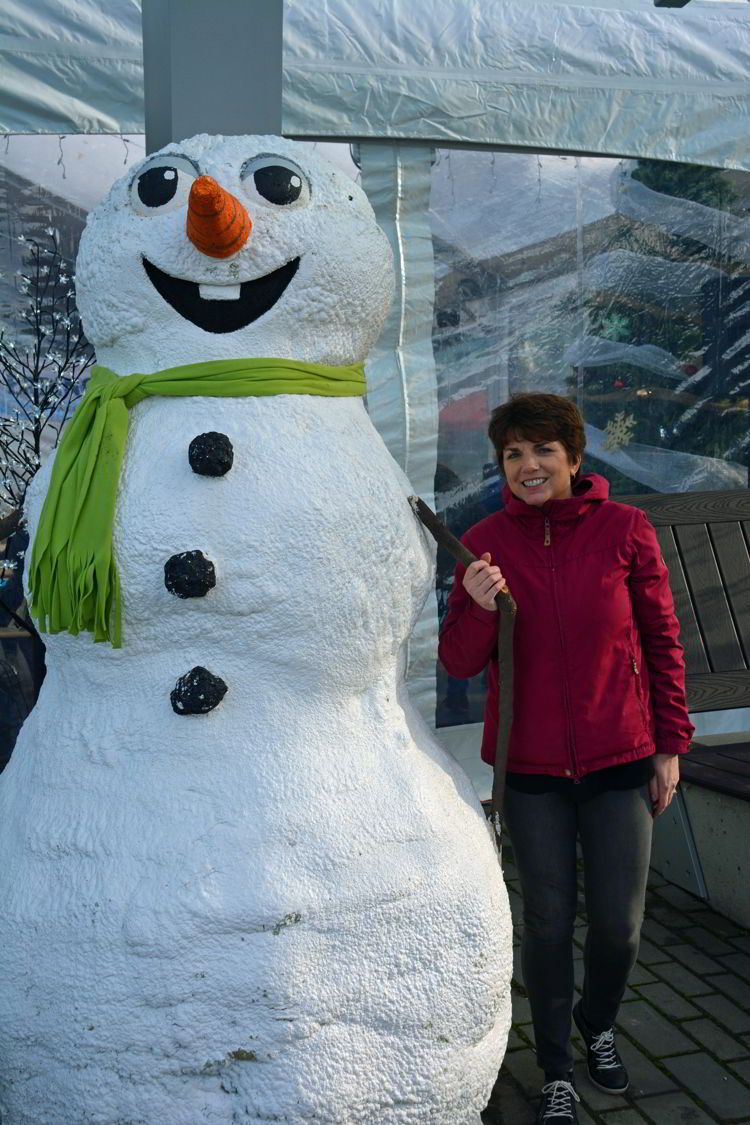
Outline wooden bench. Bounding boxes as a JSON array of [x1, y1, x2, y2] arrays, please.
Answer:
[[621, 488, 750, 728], [621, 487, 750, 924]]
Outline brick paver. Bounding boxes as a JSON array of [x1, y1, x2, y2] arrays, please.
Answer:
[[635, 1090, 717, 1123], [627, 962, 658, 987], [481, 856, 750, 1125], [634, 981, 702, 1021], [730, 1058, 750, 1085], [634, 937, 672, 965], [680, 1017, 750, 1061], [669, 944, 725, 977], [651, 884, 708, 912], [697, 912, 746, 939], [694, 992, 750, 1035], [663, 1053, 750, 1119], [721, 953, 750, 983], [712, 973, 750, 1009], [616, 999, 694, 1057], [597, 1109, 647, 1124], [682, 925, 736, 957], [650, 960, 714, 997]]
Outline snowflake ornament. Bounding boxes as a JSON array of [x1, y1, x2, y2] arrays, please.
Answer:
[[602, 411, 637, 451], [599, 311, 631, 341]]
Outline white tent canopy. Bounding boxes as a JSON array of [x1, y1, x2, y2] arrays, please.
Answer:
[[1, 0, 749, 169]]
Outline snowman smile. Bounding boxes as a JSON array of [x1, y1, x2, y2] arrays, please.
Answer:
[[141, 256, 300, 334]]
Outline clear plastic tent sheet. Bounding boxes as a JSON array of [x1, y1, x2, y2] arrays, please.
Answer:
[[2, 1, 750, 173], [428, 148, 750, 734]]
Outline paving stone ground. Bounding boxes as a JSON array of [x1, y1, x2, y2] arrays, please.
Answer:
[[482, 849, 750, 1124]]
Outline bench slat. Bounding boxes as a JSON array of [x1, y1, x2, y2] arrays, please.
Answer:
[[694, 743, 750, 769], [681, 742, 750, 800], [675, 524, 745, 672], [686, 670, 750, 711], [621, 490, 750, 526], [712, 749, 750, 766], [655, 527, 710, 675], [681, 761, 750, 801], [685, 760, 750, 784], [708, 522, 750, 666]]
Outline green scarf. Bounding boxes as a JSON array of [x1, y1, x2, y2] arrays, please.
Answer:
[[29, 357, 366, 648]]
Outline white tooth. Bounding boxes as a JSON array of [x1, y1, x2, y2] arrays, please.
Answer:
[[198, 283, 242, 301]]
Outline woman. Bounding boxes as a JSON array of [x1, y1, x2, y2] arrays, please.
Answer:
[[439, 393, 693, 1124]]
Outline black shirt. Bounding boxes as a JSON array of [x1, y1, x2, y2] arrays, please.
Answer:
[[505, 756, 655, 803]]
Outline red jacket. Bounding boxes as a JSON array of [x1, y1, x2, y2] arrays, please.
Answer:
[[438, 474, 694, 776]]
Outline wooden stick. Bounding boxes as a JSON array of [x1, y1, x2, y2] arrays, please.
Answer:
[[408, 496, 516, 833]]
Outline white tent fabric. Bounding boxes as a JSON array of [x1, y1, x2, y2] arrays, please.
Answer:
[[285, 0, 750, 169], [0, 1, 144, 134], [2, 0, 749, 171]]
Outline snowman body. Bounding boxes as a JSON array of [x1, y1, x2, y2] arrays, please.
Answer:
[[0, 136, 511, 1125]]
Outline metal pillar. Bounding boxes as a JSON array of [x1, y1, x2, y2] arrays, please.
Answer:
[[141, 0, 283, 153]]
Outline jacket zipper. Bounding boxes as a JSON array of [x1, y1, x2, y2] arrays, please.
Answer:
[[545, 517, 580, 780]]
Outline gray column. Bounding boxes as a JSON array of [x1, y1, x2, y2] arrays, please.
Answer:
[[142, 0, 283, 153]]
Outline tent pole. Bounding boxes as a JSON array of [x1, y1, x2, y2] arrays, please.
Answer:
[[141, 0, 283, 153]]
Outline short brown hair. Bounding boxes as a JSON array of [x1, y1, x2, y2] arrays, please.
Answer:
[[488, 393, 585, 470]]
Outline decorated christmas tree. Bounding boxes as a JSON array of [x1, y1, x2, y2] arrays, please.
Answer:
[[567, 159, 749, 494]]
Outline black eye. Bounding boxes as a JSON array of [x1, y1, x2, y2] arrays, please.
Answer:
[[241, 155, 310, 209], [254, 165, 303, 205], [138, 166, 181, 208], [129, 155, 198, 216]]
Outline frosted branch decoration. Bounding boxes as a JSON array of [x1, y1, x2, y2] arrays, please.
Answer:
[[0, 231, 94, 517]]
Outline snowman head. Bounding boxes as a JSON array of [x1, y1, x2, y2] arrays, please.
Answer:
[[76, 135, 394, 374]]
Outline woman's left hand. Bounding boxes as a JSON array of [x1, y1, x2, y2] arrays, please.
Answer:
[[649, 753, 680, 817]]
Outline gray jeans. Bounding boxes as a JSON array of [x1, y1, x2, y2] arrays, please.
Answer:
[[504, 784, 653, 1078]]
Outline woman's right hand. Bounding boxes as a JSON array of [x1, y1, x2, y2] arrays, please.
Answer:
[[462, 552, 508, 611]]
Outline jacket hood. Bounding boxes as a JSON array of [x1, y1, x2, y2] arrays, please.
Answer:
[[503, 472, 610, 520]]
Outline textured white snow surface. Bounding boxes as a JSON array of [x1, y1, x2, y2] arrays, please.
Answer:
[[0, 135, 512, 1125]]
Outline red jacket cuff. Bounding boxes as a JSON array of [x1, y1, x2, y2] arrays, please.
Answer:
[[656, 738, 692, 756]]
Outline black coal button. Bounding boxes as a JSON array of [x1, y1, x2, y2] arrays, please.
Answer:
[[188, 431, 234, 476], [170, 666, 228, 714], [164, 550, 216, 599]]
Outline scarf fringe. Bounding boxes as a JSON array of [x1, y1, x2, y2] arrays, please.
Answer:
[[31, 545, 121, 646]]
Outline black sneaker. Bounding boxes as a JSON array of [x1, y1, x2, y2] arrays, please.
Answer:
[[573, 1000, 629, 1094], [536, 1075, 580, 1123]]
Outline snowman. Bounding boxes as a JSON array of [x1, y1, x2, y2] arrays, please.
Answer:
[[0, 135, 511, 1125]]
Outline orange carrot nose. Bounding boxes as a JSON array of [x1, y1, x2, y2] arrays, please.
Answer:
[[186, 176, 252, 258]]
